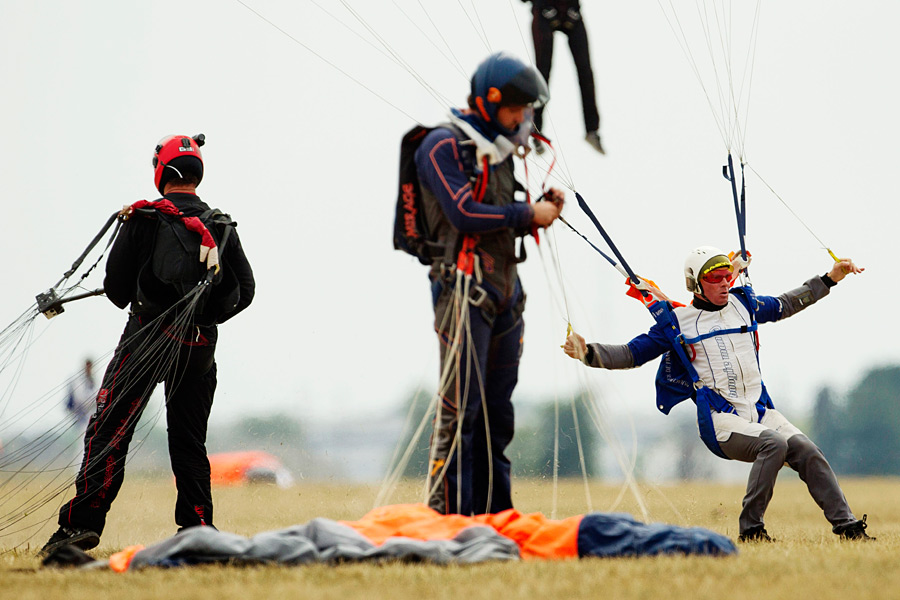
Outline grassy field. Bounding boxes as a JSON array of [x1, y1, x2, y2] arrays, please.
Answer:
[[0, 475, 897, 600]]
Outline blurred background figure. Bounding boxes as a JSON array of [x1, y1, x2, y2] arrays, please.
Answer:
[[65, 358, 98, 432], [523, 0, 605, 155]]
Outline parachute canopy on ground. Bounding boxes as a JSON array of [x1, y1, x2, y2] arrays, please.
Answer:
[[53, 503, 736, 571], [208, 451, 293, 488]]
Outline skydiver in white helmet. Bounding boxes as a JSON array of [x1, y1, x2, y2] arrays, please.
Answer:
[[563, 247, 873, 542]]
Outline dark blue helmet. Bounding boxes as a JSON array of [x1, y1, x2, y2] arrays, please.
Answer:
[[470, 52, 549, 135]]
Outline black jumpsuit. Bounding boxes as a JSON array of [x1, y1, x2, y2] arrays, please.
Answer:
[[526, 0, 601, 135], [57, 192, 255, 534]]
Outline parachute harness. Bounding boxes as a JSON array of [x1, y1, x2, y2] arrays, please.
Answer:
[[574, 193, 736, 459]]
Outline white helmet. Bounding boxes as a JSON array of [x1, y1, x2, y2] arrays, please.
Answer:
[[684, 246, 732, 294]]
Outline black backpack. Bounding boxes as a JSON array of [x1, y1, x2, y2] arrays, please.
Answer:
[[135, 208, 240, 322], [393, 123, 469, 266]]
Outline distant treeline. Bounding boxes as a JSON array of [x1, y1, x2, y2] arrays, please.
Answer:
[[810, 365, 900, 476]]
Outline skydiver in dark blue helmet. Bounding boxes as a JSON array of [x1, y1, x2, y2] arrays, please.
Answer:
[[522, 0, 604, 155], [415, 52, 564, 516]]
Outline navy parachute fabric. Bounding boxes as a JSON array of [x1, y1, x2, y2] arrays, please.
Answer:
[[578, 513, 736, 557]]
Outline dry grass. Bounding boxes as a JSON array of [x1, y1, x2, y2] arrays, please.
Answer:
[[0, 475, 897, 600]]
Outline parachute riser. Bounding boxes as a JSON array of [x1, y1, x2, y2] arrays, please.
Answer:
[[722, 154, 748, 267], [36, 288, 105, 319], [575, 193, 647, 299], [54, 211, 122, 290], [36, 210, 124, 319]]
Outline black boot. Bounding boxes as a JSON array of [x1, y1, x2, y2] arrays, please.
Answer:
[[833, 514, 875, 540], [738, 524, 774, 543], [40, 526, 100, 556]]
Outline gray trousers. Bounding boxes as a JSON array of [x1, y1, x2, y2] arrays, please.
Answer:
[[719, 431, 854, 533]]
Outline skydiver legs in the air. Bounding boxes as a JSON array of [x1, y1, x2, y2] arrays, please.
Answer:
[[525, 0, 604, 155]]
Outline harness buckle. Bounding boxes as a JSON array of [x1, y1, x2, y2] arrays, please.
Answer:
[[469, 285, 488, 308]]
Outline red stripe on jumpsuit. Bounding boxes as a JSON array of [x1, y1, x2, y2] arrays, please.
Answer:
[[66, 349, 132, 521], [428, 138, 504, 221]]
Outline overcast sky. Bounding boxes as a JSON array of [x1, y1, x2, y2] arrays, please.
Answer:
[[0, 1, 897, 439]]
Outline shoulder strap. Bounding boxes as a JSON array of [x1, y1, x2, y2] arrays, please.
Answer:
[[650, 300, 734, 460], [199, 208, 236, 249]]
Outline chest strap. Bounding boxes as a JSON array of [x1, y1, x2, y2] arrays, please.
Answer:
[[678, 321, 758, 345]]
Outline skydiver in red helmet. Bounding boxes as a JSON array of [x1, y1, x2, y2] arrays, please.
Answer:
[[563, 247, 873, 542], [42, 134, 255, 556]]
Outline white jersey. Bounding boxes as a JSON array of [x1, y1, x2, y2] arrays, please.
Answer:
[[672, 296, 763, 422]]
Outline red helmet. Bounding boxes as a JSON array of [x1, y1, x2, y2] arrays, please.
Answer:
[[153, 133, 205, 195]]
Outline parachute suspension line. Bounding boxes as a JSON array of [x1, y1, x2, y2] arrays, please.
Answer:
[[523, 136, 574, 330], [408, 0, 469, 79], [573, 370, 649, 521], [306, 0, 452, 81], [746, 163, 842, 263], [539, 205, 658, 520], [456, 271, 493, 513], [423, 276, 457, 502], [235, 0, 419, 122], [505, 0, 533, 61], [527, 153, 572, 329], [572, 191, 678, 520], [575, 193, 644, 291], [52, 211, 121, 292], [534, 235, 570, 338], [605, 408, 641, 512], [455, 0, 492, 53], [557, 216, 623, 276], [551, 398, 560, 519], [379, 263, 491, 508], [657, 0, 730, 148], [0, 281, 210, 543], [546, 222, 573, 321], [657, 0, 761, 156], [374, 385, 438, 509], [0, 320, 37, 425], [476, 355, 494, 514], [740, 1, 762, 161], [709, 0, 762, 159], [696, 0, 734, 149], [451, 276, 472, 513], [425, 272, 468, 505], [336, 0, 458, 109], [569, 398, 593, 513], [536, 226, 604, 520]]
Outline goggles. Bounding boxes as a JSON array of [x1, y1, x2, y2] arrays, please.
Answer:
[[701, 267, 733, 285]]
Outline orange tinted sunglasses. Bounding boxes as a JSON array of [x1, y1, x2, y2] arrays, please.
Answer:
[[701, 269, 732, 284]]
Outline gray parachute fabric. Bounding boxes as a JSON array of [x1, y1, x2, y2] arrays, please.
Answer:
[[127, 518, 519, 569]]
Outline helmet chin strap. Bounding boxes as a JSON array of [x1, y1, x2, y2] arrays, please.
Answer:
[[165, 164, 184, 178]]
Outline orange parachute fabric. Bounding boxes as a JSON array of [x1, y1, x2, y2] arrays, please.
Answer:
[[208, 450, 287, 486], [341, 503, 580, 559]]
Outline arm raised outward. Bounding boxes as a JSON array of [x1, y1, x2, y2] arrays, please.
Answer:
[[777, 258, 863, 320]]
